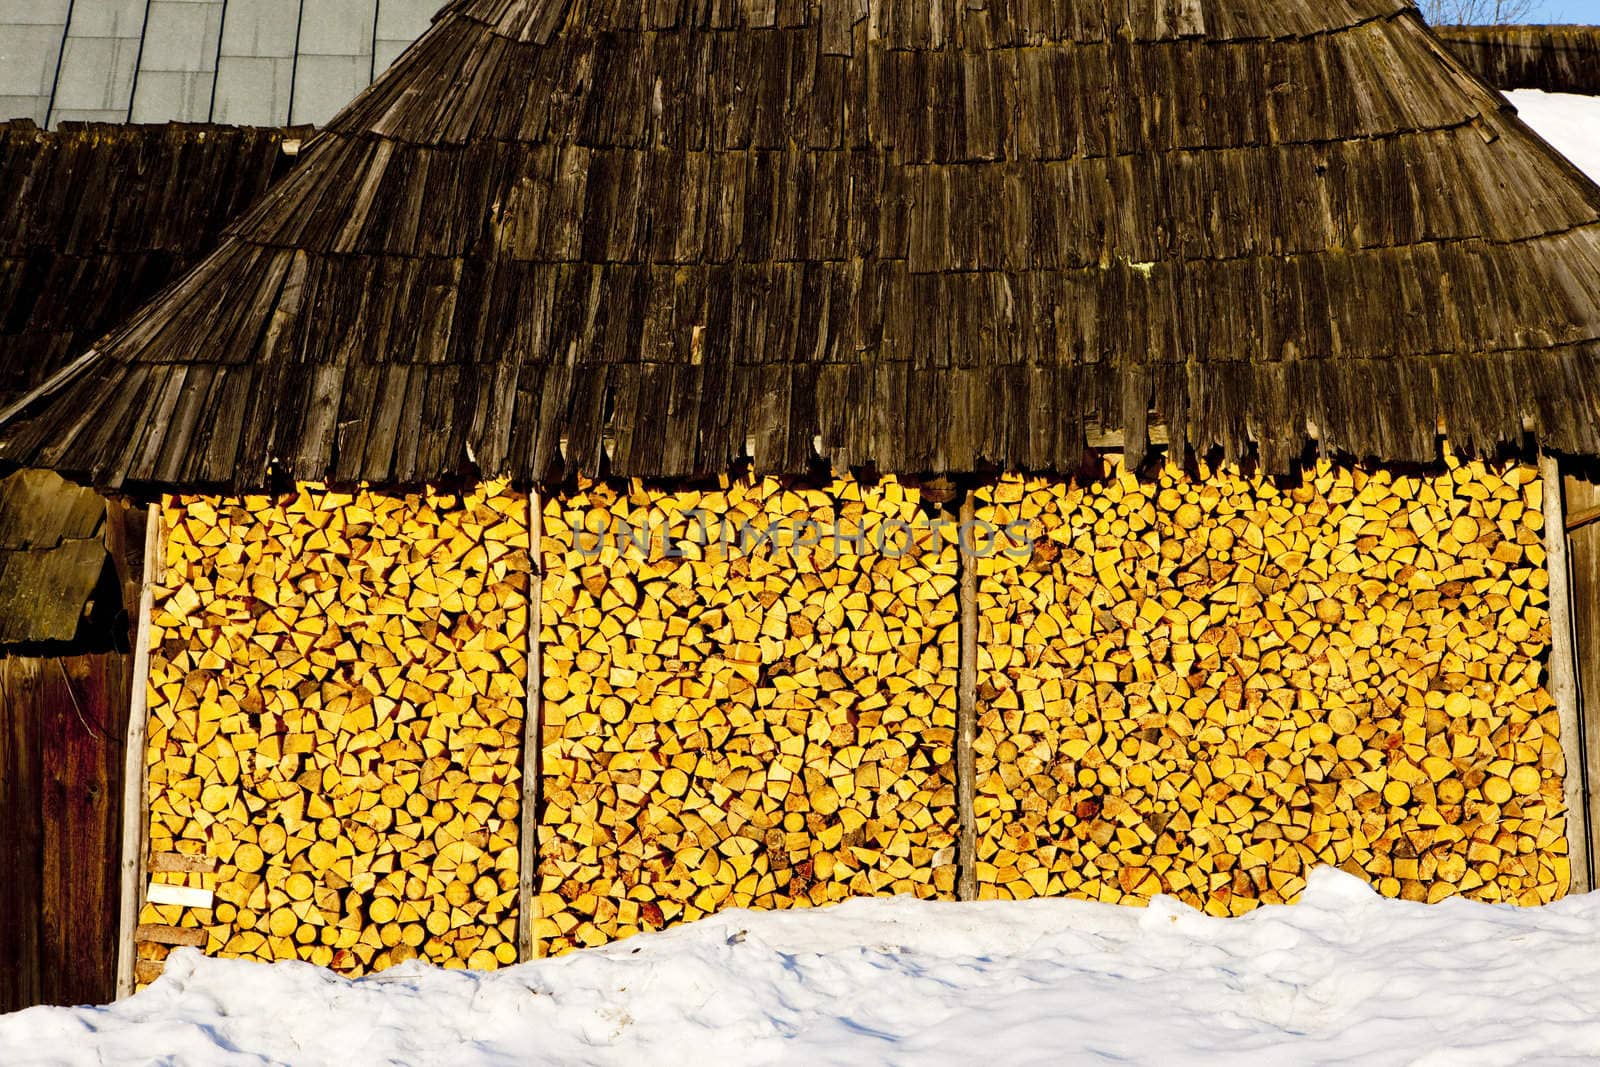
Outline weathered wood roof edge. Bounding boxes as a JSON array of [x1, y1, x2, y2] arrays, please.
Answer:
[[1436, 24, 1600, 96], [0, 470, 109, 645], [5, 1, 1600, 488]]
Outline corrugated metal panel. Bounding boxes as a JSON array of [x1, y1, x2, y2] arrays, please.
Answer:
[[129, 0, 224, 123], [47, 0, 147, 123], [373, 0, 435, 72], [1, 0, 445, 127], [211, 54, 294, 125], [298, 0, 374, 57], [0, 1, 71, 125], [292, 0, 376, 124], [212, 0, 298, 125], [291, 52, 369, 126]]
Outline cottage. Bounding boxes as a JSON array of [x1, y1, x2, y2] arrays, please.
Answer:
[[2, 0, 1600, 997]]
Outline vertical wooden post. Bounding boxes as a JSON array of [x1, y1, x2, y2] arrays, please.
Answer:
[[516, 488, 544, 962], [956, 492, 978, 902], [115, 504, 160, 999], [1542, 455, 1591, 895]]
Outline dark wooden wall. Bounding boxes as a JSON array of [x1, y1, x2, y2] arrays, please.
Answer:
[[1566, 471, 1600, 892], [0, 652, 130, 1010], [0, 497, 143, 1011]]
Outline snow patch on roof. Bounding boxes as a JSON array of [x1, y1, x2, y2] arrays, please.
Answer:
[[1509, 89, 1600, 183]]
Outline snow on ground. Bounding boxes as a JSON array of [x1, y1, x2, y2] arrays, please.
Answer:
[[5, 870, 1600, 1066], [1508, 90, 1600, 181]]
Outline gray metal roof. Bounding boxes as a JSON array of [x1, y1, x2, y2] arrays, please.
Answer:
[[0, 0, 443, 128]]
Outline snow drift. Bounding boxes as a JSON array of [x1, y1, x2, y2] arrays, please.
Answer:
[[3, 869, 1600, 1066]]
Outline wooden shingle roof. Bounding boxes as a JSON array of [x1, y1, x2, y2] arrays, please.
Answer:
[[0, 122, 300, 643], [1434, 25, 1600, 97], [0, 122, 301, 408], [5, 0, 1600, 489]]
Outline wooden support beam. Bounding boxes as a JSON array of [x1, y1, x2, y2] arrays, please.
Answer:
[[115, 504, 160, 999], [1542, 456, 1591, 895], [956, 493, 978, 902], [517, 488, 544, 962]]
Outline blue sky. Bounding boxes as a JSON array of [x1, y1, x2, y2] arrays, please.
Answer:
[[1524, 0, 1600, 20]]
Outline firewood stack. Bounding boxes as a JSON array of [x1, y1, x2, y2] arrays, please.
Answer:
[[973, 456, 1566, 913], [139, 482, 531, 979], [531, 477, 960, 953], [130, 453, 1571, 977]]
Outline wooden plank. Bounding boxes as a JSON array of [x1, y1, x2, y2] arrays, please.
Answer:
[[39, 654, 130, 1008], [1568, 503, 1600, 535], [134, 924, 205, 948], [1435, 25, 1600, 95], [956, 492, 977, 903], [516, 487, 544, 962], [115, 505, 159, 1001], [103, 498, 146, 631], [149, 853, 217, 875], [1566, 469, 1600, 900], [1543, 456, 1591, 896], [145, 883, 214, 909], [0, 650, 132, 1011], [1085, 424, 1171, 450], [0, 658, 44, 1012]]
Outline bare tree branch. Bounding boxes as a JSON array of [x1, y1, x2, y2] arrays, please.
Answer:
[[1419, 0, 1537, 25]]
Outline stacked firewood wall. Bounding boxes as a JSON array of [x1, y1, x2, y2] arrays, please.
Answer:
[[973, 457, 1567, 914], [134, 457, 1572, 975], [139, 482, 531, 979], [531, 477, 961, 953]]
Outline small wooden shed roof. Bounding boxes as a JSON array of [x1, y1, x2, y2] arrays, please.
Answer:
[[5, 0, 1600, 489], [0, 470, 107, 645]]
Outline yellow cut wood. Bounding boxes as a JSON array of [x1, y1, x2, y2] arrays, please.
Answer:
[[143, 482, 530, 980]]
